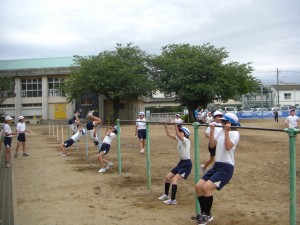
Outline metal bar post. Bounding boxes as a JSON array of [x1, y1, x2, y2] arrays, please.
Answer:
[[284, 127, 299, 225], [193, 122, 200, 214], [146, 121, 151, 190], [116, 119, 122, 174]]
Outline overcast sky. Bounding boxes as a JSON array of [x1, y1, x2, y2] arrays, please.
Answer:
[[1, 0, 299, 84]]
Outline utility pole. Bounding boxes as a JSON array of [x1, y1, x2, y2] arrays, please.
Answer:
[[277, 68, 280, 106]]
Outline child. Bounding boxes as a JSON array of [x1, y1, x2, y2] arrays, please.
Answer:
[[60, 124, 85, 156], [158, 123, 192, 205], [285, 109, 299, 128], [97, 126, 118, 173], [86, 112, 102, 148], [174, 114, 183, 128], [135, 112, 146, 154], [68, 110, 80, 134], [201, 110, 223, 173], [194, 113, 240, 225], [15, 116, 31, 157], [3, 116, 17, 167]]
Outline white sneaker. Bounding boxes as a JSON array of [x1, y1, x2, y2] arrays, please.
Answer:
[[61, 153, 67, 157], [201, 164, 206, 173], [98, 168, 106, 173], [105, 162, 113, 170], [163, 199, 177, 205], [140, 148, 145, 154], [158, 194, 170, 201]]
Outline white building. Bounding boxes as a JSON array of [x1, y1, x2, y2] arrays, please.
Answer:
[[0, 57, 145, 124], [270, 85, 300, 107]]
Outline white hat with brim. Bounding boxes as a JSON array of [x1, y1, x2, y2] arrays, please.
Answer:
[[221, 113, 241, 126], [19, 116, 24, 120], [5, 116, 13, 121]]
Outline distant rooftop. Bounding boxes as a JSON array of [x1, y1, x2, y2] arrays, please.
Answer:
[[0, 56, 77, 70]]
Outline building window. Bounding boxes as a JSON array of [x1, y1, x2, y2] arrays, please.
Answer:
[[21, 78, 42, 97], [284, 93, 291, 100], [81, 98, 93, 105], [48, 78, 64, 97], [22, 103, 42, 107]]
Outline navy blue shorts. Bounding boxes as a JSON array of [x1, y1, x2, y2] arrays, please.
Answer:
[[4, 137, 12, 147], [64, 139, 75, 148], [99, 143, 110, 155], [201, 162, 234, 190], [17, 133, 26, 142], [138, 129, 146, 139], [170, 159, 192, 179], [208, 143, 216, 156]]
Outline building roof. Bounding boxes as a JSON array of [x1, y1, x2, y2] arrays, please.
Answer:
[[0, 57, 77, 71], [271, 85, 300, 91]]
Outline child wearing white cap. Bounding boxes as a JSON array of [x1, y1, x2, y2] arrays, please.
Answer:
[[158, 123, 192, 205], [3, 116, 17, 167], [60, 124, 85, 156], [15, 116, 31, 157], [194, 112, 240, 225], [174, 114, 183, 127], [202, 111, 223, 173], [135, 112, 146, 154]]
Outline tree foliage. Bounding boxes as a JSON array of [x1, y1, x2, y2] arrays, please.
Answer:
[[151, 43, 261, 118], [0, 76, 15, 118], [61, 43, 154, 120]]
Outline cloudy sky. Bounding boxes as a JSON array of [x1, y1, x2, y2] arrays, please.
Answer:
[[1, 0, 299, 84]]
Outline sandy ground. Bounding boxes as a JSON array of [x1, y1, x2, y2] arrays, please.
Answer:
[[11, 118, 300, 225]]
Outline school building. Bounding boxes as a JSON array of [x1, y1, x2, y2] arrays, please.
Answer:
[[0, 57, 145, 124]]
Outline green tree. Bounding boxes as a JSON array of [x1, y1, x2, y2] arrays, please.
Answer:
[[0, 76, 15, 119], [151, 43, 260, 119], [61, 43, 155, 121]]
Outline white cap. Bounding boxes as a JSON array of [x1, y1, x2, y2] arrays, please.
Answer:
[[19, 116, 24, 120], [139, 112, 145, 116], [213, 110, 223, 117], [5, 116, 13, 121], [176, 114, 180, 117], [221, 113, 241, 126]]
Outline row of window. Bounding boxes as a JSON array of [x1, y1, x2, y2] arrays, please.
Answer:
[[21, 78, 64, 97]]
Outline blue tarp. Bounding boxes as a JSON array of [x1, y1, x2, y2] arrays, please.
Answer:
[[236, 110, 300, 119]]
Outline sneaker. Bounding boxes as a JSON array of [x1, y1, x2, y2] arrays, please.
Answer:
[[4, 163, 12, 168], [14, 153, 18, 158], [105, 162, 113, 170], [23, 153, 29, 156], [140, 148, 145, 154], [61, 153, 67, 157], [158, 194, 170, 201], [163, 199, 177, 205], [201, 164, 206, 173], [98, 168, 106, 173], [196, 213, 213, 225], [87, 110, 94, 118], [191, 213, 202, 221]]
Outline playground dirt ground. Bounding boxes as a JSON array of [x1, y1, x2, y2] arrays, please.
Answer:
[[10, 118, 300, 225]]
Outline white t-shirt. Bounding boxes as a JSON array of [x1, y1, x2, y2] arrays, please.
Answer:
[[285, 115, 299, 128], [205, 116, 214, 124], [175, 136, 191, 160], [71, 131, 83, 142], [16, 122, 26, 132], [103, 132, 116, 145], [4, 124, 12, 137], [136, 118, 146, 129], [205, 122, 223, 137], [88, 129, 99, 142], [174, 118, 183, 124], [214, 130, 240, 166]]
